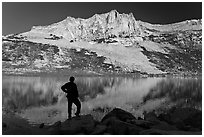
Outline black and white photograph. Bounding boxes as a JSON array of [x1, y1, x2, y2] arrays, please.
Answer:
[[2, 1, 202, 135]]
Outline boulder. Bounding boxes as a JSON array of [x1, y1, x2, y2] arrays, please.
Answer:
[[103, 117, 144, 135], [101, 108, 136, 123], [60, 114, 96, 135], [91, 124, 107, 135], [101, 116, 118, 126]]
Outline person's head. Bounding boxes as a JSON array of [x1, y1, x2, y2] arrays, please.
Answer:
[[69, 76, 75, 82]]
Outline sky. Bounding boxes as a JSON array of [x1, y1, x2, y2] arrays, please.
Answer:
[[2, 2, 202, 35]]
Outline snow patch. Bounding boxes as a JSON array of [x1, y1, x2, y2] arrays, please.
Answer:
[[34, 58, 48, 68], [140, 41, 168, 54], [54, 65, 70, 68]]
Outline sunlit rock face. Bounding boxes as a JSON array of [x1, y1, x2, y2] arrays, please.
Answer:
[[2, 10, 202, 75], [28, 10, 201, 41], [29, 10, 142, 41]]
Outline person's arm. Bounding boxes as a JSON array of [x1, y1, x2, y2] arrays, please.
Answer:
[[75, 84, 79, 97], [61, 84, 68, 93]]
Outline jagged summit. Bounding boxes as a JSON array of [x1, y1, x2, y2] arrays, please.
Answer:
[[28, 10, 140, 41], [22, 10, 201, 41], [2, 10, 201, 75]]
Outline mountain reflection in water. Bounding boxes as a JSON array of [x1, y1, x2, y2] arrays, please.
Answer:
[[2, 75, 201, 125]]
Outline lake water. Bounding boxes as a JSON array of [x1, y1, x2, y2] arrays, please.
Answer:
[[2, 75, 202, 125]]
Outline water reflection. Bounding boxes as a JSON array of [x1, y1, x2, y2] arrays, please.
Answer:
[[143, 78, 202, 110], [2, 76, 61, 111], [2, 75, 201, 125]]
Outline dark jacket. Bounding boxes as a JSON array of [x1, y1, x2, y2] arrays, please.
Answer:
[[61, 82, 79, 98]]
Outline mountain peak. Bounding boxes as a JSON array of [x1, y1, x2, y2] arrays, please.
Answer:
[[109, 9, 119, 14], [28, 9, 141, 40], [3, 10, 202, 75], [25, 9, 202, 41], [108, 9, 119, 18], [110, 9, 118, 13]]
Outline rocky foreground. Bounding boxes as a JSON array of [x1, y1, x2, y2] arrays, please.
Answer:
[[3, 107, 202, 135]]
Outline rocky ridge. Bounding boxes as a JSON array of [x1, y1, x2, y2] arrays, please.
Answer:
[[27, 10, 202, 41], [2, 10, 202, 75]]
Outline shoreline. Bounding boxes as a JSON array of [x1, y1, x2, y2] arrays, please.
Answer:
[[2, 107, 202, 135], [2, 71, 202, 78]]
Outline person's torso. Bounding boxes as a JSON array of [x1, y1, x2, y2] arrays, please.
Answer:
[[65, 82, 78, 98]]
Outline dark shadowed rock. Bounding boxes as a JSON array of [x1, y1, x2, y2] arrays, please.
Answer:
[[3, 107, 201, 135], [39, 123, 44, 128], [169, 108, 202, 130], [76, 133, 85, 135], [140, 129, 163, 135], [143, 111, 160, 123], [128, 119, 155, 129], [101, 108, 136, 123], [60, 114, 96, 135], [174, 121, 191, 131], [3, 122, 7, 128], [151, 121, 178, 131], [169, 108, 201, 123], [3, 113, 51, 135], [103, 117, 144, 135], [188, 127, 201, 132], [139, 129, 202, 135], [101, 116, 118, 126], [183, 110, 202, 130], [48, 121, 61, 135], [137, 117, 143, 120], [158, 113, 172, 123], [91, 124, 107, 135], [52, 121, 61, 127], [103, 132, 111, 135], [48, 127, 61, 135]]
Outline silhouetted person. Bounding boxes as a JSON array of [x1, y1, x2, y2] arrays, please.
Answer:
[[61, 76, 81, 119]]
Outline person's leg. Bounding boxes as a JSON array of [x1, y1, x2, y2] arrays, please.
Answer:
[[73, 98, 81, 116], [68, 98, 73, 119]]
